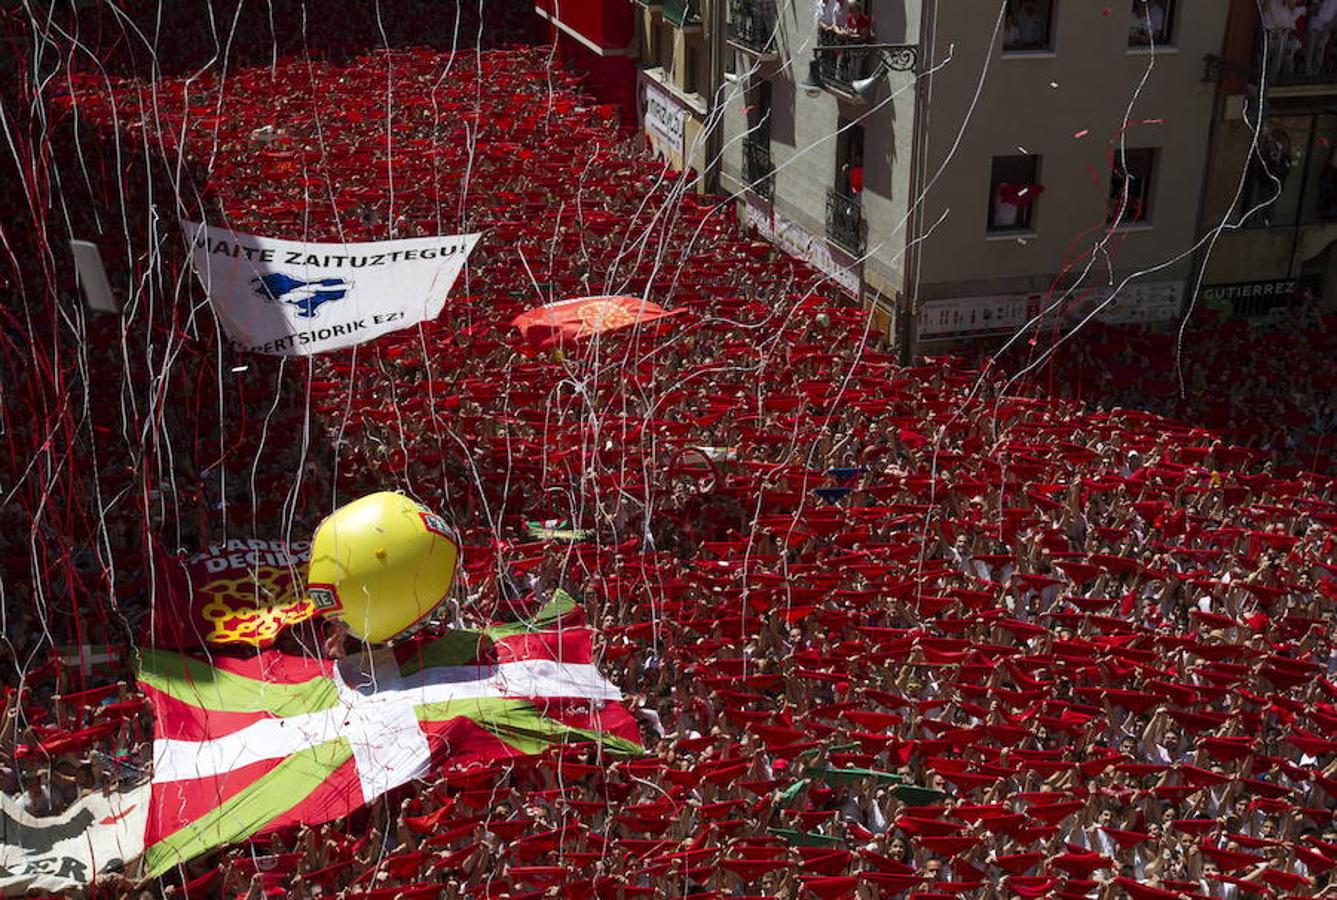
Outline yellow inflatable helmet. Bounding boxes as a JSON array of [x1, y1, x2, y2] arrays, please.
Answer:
[[306, 492, 460, 643]]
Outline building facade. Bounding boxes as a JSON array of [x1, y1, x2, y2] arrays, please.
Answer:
[[1197, 0, 1337, 324], [721, 0, 923, 342], [608, 0, 1230, 353], [913, 0, 1228, 348], [630, 0, 720, 177]]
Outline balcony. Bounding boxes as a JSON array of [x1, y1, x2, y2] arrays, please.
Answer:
[[1253, 32, 1337, 95], [826, 188, 864, 255], [814, 35, 878, 101], [663, 0, 701, 28], [728, 0, 777, 57], [807, 33, 918, 101], [742, 137, 774, 201]]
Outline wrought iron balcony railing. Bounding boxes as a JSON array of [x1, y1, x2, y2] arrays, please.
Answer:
[[728, 0, 776, 55], [742, 137, 774, 201], [826, 188, 864, 255], [812, 35, 917, 98]]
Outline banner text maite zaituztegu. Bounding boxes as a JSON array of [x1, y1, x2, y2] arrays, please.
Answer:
[[193, 233, 471, 267]]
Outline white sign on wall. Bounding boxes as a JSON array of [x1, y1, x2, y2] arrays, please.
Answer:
[[642, 78, 687, 160], [918, 294, 1043, 339], [745, 198, 863, 298], [918, 281, 1184, 341], [185, 222, 480, 356], [1080, 281, 1184, 325]]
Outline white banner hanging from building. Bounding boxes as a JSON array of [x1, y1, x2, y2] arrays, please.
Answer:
[[1, 783, 150, 895], [184, 222, 480, 355], [1076, 281, 1184, 326], [744, 197, 863, 298], [918, 293, 1042, 340], [918, 280, 1184, 341], [641, 78, 687, 161]]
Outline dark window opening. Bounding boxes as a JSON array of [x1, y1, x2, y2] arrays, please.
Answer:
[[1108, 148, 1156, 224], [1128, 0, 1174, 47], [988, 154, 1042, 232], [747, 77, 772, 145], [836, 119, 865, 198], [1003, 0, 1055, 52]]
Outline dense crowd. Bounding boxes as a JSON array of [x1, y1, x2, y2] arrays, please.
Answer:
[[3, 8, 1337, 900]]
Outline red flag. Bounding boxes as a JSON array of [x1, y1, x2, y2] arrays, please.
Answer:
[[137, 594, 638, 875], [511, 295, 682, 350], [147, 537, 314, 649]]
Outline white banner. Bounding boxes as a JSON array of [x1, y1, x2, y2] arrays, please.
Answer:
[[642, 79, 686, 160], [918, 294, 1042, 339], [744, 197, 862, 297], [1080, 281, 1184, 325], [918, 280, 1184, 341], [1, 784, 149, 895], [185, 222, 480, 355]]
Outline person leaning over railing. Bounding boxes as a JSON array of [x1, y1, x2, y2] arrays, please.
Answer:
[[816, 0, 843, 45], [842, 1, 873, 81], [1306, 0, 1337, 75]]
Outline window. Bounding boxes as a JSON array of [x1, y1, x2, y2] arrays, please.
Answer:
[[1128, 0, 1174, 48], [743, 79, 774, 199], [685, 43, 700, 94], [1301, 117, 1337, 224], [988, 155, 1042, 232], [746, 77, 772, 144], [1238, 115, 1337, 229], [835, 119, 865, 198], [1244, 118, 1307, 228], [653, 22, 670, 71], [1003, 0, 1054, 53], [1108, 148, 1156, 224]]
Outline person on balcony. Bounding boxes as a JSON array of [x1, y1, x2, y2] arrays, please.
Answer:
[[1003, 10, 1023, 50], [1306, 0, 1337, 74], [993, 181, 1043, 230], [843, 0, 872, 40], [1010, 0, 1048, 50], [1128, 0, 1167, 46], [816, 0, 843, 45], [1261, 0, 1304, 78], [840, 1, 872, 81], [840, 153, 865, 205]]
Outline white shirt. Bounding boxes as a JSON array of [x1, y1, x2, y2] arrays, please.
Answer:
[[637, 706, 665, 738], [1314, 0, 1337, 29], [1139, 4, 1166, 37], [1088, 827, 1118, 856], [1017, 11, 1045, 45], [817, 0, 843, 27], [1262, 0, 1301, 30]]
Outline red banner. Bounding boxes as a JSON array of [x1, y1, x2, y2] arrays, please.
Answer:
[[149, 539, 313, 648]]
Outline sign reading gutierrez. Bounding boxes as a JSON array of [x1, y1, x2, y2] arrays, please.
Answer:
[[184, 222, 480, 355]]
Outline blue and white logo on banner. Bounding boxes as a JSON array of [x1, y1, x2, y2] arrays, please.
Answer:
[[251, 273, 350, 319]]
